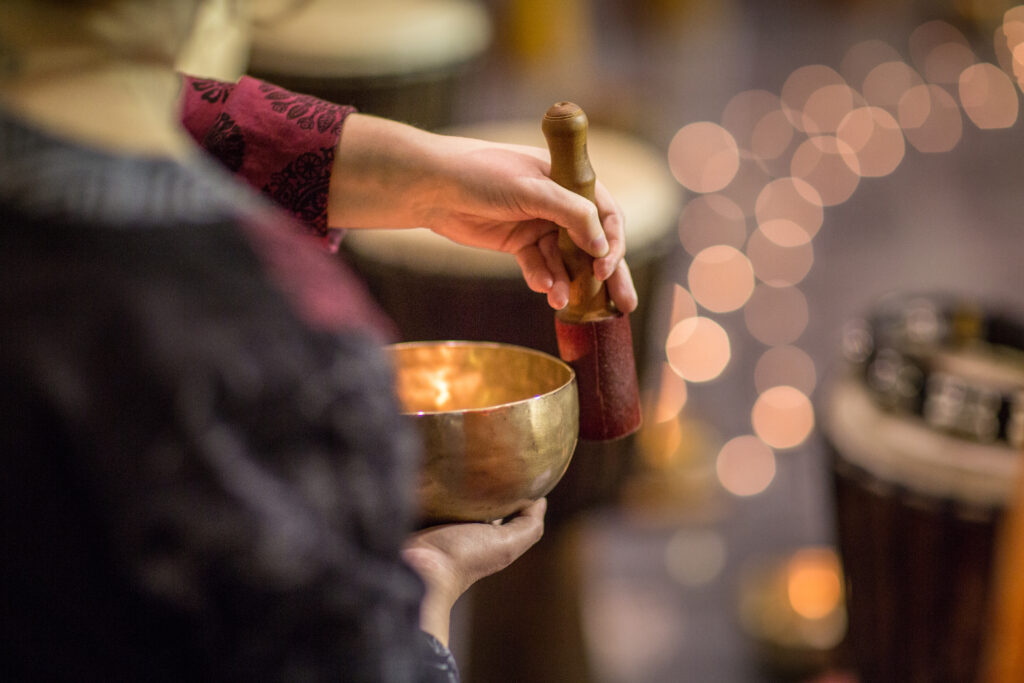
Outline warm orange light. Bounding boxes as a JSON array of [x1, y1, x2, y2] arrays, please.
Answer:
[[716, 435, 777, 497], [688, 245, 755, 313], [677, 194, 748, 256], [790, 135, 861, 206], [999, 10, 1024, 82], [668, 284, 698, 326], [751, 385, 815, 449], [668, 122, 740, 193], [639, 407, 684, 468], [959, 62, 1019, 129], [754, 345, 817, 396], [746, 227, 814, 287], [786, 547, 843, 620], [994, 23, 1016, 76], [755, 177, 823, 244], [898, 83, 964, 153], [666, 316, 731, 383], [744, 285, 809, 346], [836, 105, 906, 178], [651, 362, 689, 423]]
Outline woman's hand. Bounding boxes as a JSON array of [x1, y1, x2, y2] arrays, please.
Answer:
[[400, 499, 546, 646], [328, 114, 637, 313]]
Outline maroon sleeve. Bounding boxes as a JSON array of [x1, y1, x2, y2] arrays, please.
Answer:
[[180, 75, 354, 248]]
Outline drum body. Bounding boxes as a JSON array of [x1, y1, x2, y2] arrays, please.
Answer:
[[824, 373, 1019, 683], [247, 0, 492, 130]]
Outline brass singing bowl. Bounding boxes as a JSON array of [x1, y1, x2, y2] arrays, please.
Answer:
[[387, 341, 579, 524]]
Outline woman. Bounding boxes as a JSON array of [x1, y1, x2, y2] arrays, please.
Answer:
[[0, 1, 635, 681]]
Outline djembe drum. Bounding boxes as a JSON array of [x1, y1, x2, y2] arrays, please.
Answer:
[[823, 294, 1024, 683], [342, 119, 680, 683], [247, 0, 492, 130]]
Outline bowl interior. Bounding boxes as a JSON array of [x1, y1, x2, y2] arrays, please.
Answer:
[[389, 341, 575, 414]]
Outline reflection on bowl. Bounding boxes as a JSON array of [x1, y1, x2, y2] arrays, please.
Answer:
[[387, 341, 579, 523]]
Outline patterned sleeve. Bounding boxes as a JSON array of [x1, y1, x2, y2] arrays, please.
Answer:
[[179, 75, 354, 249]]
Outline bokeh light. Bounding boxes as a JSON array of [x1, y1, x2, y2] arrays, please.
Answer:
[[754, 177, 823, 244], [651, 362, 689, 424], [790, 135, 861, 205], [677, 194, 748, 256], [780, 65, 847, 133], [898, 83, 964, 152], [862, 61, 924, 113], [668, 283, 698, 325], [958, 62, 1019, 129], [751, 385, 815, 449], [801, 84, 862, 135], [718, 153, 775, 216], [716, 435, 777, 496], [754, 346, 817, 396], [750, 108, 796, 165], [722, 89, 783, 151], [994, 23, 1015, 76], [666, 316, 731, 382], [668, 122, 740, 193], [921, 41, 976, 86], [840, 39, 904, 89], [744, 285, 809, 346], [745, 227, 815, 287], [998, 8, 1024, 84], [786, 547, 844, 621], [908, 20, 971, 76], [665, 529, 728, 587], [688, 245, 755, 313], [638, 405, 685, 468], [836, 106, 906, 177]]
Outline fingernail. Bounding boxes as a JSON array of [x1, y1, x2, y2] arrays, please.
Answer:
[[591, 235, 609, 257]]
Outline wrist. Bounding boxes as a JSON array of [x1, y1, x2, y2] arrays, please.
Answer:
[[327, 113, 442, 229], [418, 583, 458, 647]]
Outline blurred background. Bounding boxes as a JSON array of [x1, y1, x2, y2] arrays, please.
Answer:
[[227, 1, 1024, 681]]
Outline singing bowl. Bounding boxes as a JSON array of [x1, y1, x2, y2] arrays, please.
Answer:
[[386, 341, 579, 523]]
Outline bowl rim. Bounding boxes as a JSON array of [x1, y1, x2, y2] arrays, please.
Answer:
[[385, 339, 577, 416]]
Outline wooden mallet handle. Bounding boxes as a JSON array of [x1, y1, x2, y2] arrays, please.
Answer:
[[543, 102, 641, 440], [542, 102, 611, 322]]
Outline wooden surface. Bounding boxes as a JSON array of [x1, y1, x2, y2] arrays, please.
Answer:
[[981, 453, 1024, 683]]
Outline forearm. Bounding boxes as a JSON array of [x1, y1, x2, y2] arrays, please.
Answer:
[[327, 112, 446, 230]]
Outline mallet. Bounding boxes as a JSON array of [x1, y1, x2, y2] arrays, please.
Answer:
[[543, 102, 642, 440]]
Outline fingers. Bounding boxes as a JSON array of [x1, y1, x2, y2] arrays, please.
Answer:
[[538, 233, 569, 310], [606, 259, 639, 314], [523, 178, 609, 259], [491, 498, 546, 560], [515, 232, 569, 310], [591, 181, 626, 282]]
